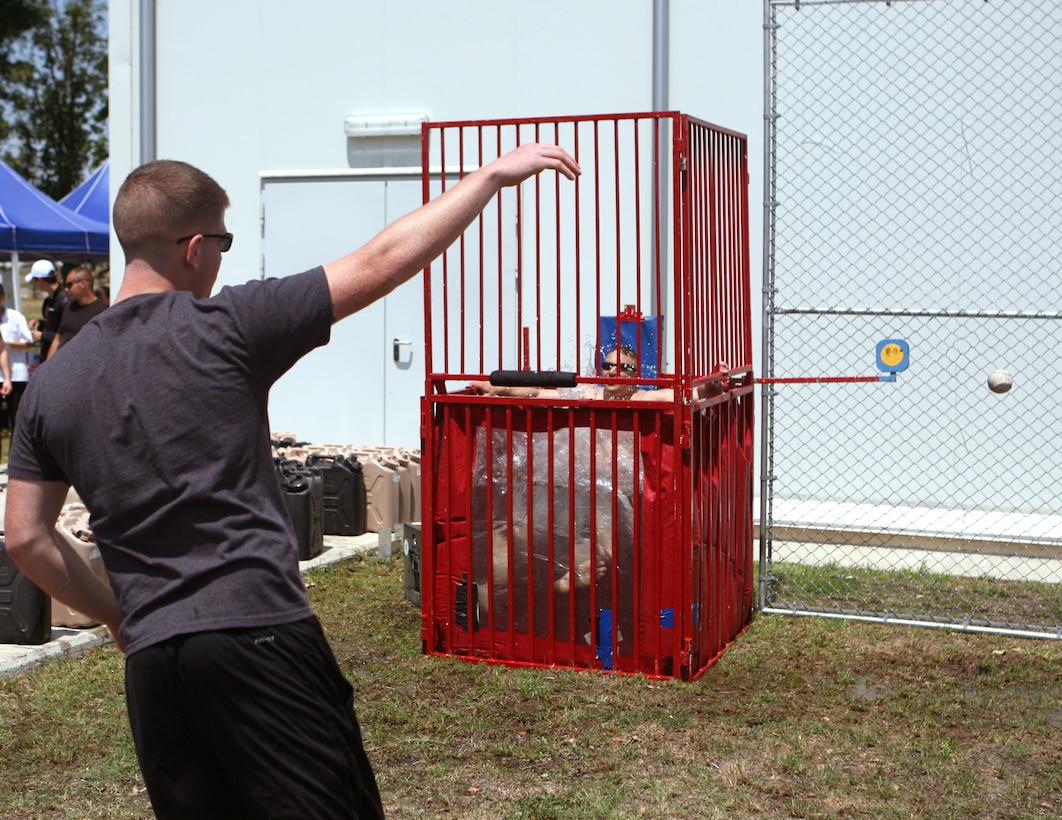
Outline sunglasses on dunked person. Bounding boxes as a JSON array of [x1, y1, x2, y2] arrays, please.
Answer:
[[601, 360, 638, 375]]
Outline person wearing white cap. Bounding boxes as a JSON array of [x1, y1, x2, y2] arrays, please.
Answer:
[[24, 258, 56, 283], [25, 259, 69, 361]]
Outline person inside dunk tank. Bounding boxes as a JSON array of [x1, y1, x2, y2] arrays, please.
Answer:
[[469, 314, 669, 667]]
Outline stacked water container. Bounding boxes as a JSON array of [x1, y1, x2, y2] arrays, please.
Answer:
[[272, 434, 422, 548]]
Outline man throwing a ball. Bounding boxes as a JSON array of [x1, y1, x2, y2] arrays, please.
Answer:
[[4, 143, 580, 818]]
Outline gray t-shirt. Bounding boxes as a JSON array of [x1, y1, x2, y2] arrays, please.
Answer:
[[8, 268, 333, 654]]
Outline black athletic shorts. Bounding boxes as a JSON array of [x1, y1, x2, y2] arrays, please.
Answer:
[[124, 616, 384, 819]]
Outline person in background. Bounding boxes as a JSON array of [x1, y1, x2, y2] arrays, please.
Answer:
[[93, 281, 110, 306], [0, 283, 34, 428], [0, 336, 10, 404], [26, 259, 69, 361], [3, 144, 579, 818], [47, 267, 107, 357]]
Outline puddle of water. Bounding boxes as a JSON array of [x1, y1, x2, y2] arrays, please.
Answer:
[[850, 676, 886, 701]]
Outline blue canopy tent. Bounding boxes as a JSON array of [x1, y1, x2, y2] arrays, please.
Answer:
[[59, 160, 110, 225], [0, 157, 110, 312]]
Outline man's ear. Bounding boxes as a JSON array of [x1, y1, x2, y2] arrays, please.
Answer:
[[180, 234, 202, 267]]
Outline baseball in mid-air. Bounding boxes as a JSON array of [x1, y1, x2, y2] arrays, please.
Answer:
[[987, 369, 1013, 394]]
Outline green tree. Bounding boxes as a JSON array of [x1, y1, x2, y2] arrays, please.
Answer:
[[1, 0, 107, 199], [0, 0, 45, 63], [0, 0, 46, 147]]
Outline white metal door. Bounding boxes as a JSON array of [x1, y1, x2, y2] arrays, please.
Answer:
[[381, 182, 426, 446], [261, 174, 424, 448]]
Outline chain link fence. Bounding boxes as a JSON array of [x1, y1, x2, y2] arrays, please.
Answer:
[[760, 0, 1062, 637]]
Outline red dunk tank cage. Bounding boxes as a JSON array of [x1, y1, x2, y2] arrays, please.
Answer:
[[420, 112, 754, 681]]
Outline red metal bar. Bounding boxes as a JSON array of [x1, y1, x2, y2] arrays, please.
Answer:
[[515, 125, 524, 374], [613, 119, 623, 329], [553, 121, 563, 372], [564, 411, 578, 658], [606, 411, 620, 671], [675, 115, 691, 400], [421, 123, 434, 383], [504, 406, 517, 648], [458, 127, 467, 373], [521, 405, 535, 650], [629, 410, 643, 672], [688, 121, 699, 376], [475, 126, 485, 374], [573, 124, 583, 378], [593, 120, 603, 362], [544, 406, 557, 665], [482, 404, 497, 655], [495, 127, 504, 372], [719, 129, 730, 370], [419, 400, 433, 648], [651, 117, 662, 372], [632, 119, 643, 349], [674, 413, 690, 678], [739, 134, 752, 367], [439, 133, 450, 375], [533, 121, 543, 370], [717, 128, 727, 368], [726, 131, 735, 358], [758, 376, 884, 384], [718, 401, 734, 661], [587, 409, 599, 664]]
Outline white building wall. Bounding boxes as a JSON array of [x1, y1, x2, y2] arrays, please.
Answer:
[[108, 1, 763, 446], [110, 1, 762, 289]]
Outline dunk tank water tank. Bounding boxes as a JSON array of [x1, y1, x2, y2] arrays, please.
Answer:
[[420, 113, 754, 681]]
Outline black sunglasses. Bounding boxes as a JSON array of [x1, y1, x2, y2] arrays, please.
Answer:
[[176, 232, 233, 253], [601, 360, 638, 375]]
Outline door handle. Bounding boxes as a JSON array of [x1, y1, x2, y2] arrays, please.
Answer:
[[393, 338, 413, 364]]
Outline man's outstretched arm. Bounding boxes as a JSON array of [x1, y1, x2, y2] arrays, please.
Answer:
[[324, 143, 580, 321]]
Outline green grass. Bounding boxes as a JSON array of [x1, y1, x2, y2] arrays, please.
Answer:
[[2, 555, 1061, 818], [770, 559, 1062, 630]]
